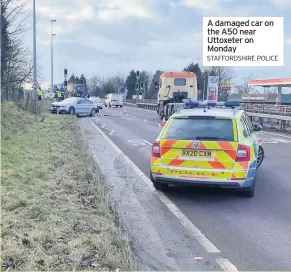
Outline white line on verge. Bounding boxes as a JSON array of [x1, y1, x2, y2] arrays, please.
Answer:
[[88, 119, 229, 256]]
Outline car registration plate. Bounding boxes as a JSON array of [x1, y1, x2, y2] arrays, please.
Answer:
[[180, 149, 213, 158]]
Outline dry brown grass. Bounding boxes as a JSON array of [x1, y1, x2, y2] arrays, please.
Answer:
[[1, 102, 137, 271]]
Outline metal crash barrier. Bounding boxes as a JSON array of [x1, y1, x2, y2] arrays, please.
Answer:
[[123, 101, 291, 132]]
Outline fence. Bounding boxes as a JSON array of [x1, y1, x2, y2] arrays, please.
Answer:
[[1, 87, 25, 101], [1, 88, 45, 114]]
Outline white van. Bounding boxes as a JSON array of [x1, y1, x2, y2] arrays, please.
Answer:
[[104, 93, 123, 107]]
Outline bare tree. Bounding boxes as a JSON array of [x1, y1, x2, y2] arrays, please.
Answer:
[[88, 76, 101, 93], [139, 70, 152, 98], [233, 74, 255, 93], [107, 75, 125, 93], [1, 0, 35, 90]]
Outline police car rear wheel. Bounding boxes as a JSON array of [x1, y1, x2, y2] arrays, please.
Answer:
[[256, 146, 264, 168]]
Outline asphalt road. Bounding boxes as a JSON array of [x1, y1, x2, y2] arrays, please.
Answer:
[[90, 105, 291, 271]]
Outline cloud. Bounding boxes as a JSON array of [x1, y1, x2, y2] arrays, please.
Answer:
[[183, 0, 232, 9], [16, 0, 291, 86], [269, 0, 291, 7]]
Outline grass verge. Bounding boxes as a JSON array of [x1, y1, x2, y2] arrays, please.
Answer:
[[1, 102, 137, 271]]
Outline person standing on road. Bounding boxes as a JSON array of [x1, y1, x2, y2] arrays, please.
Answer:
[[37, 87, 43, 101], [56, 90, 62, 101]]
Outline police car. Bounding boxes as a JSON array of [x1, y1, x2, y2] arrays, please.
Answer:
[[150, 100, 264, 197]]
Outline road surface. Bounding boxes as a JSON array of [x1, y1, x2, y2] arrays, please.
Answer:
[[88, 106, 291, 271]]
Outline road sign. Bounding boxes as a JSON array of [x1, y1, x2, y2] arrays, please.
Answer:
[[31, 81, 38, 88]]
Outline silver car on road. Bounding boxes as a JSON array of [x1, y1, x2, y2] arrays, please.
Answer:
[[49, 97, 99, 116]]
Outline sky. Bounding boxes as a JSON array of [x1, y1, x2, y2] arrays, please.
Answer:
[[19, 0, 291, 87]]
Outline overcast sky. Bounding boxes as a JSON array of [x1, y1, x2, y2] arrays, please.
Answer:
[[21, 0, 291, 86]]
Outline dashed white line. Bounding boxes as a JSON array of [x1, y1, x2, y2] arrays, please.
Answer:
[[88, 118, 238, 271]]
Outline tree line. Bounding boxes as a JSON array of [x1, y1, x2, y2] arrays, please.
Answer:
[[1, 0, 43, 95], [84, 63, 254, 99]]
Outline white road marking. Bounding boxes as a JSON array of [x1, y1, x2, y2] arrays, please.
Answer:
[[128, 140, 152, 146], [88, 119, 239, 267], [272, 138, 291, 143], [126, 116, 137, 120], [145, 119, 159, 125], [155, 191, 220, 254], [216, 258, 239, 272], [262, 139, 279, 144], [128, 140, 147, 146], [260, 131, 291, 139], [94, 121, 114, 135], [143, 140, 153, 146], [261, 137, 291, 144]]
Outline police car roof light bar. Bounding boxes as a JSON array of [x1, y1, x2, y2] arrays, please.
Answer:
[[182, 99, 241, 109]]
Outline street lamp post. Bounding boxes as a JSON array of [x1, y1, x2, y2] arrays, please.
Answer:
[[82, 79, 85, 95], [51, 19, 56, 92], [32, 0, 37, 111]]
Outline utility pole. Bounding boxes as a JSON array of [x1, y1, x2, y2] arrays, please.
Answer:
[[51, 20, 56, 92], [32, 0, 37, 112], [82, 79, 85, 95], [64, 68, 67, 96], [136, 71, 140, 100]]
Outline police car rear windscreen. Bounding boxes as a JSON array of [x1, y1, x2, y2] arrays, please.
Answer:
[[164, 117, 234, 141]]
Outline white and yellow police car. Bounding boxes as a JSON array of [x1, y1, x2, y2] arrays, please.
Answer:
[[150, 100, 264, 197]]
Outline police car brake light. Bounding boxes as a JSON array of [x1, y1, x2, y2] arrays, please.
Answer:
[[152, 141, 161, 157], [236, 144, 250, 162]]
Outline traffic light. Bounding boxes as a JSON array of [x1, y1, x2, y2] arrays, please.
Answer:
[[154, 81, 159, 91], [136, 71, 140, 79], [140, 81, 144, 90], [135, 82, 139, 91], [64, 80, 67, 87], [64, 68, 67, 78]]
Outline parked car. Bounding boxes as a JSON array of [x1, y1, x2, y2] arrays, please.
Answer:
[[49, 97, 99, 116], [104, 93, 123, 107], [89, 96, 103, 109]]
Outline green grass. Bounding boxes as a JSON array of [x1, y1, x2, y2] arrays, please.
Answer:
[[1, 102, 137, 271]]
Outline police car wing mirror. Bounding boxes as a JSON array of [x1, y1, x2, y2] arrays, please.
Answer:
[[253, 123, 262, 131]]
